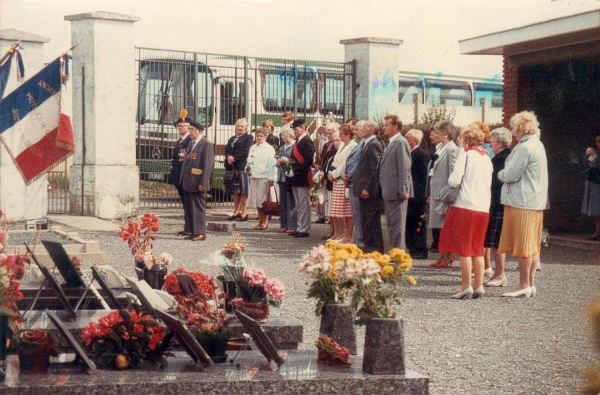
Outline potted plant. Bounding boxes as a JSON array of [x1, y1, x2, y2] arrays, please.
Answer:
[[81, 308, 168, 369], [218, 233, 246, 311], [298, 241, 367, 354], [351, 248, 417, 375], [119, 213, 171, 288], [18, 329, 59, 373], [224, 267, 284, 323]]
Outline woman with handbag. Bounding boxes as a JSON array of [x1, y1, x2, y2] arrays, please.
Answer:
[[246, 128, 277, 230], [327, 125, 357, 242], [428, 120, 459, 267], [439, 125, 493, 299], [224, 119, 254, 222], [276, 127, 297, 233], [582, 133, 600, 240]]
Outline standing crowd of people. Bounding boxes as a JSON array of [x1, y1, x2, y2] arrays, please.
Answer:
[[170, 108, 550, 300]]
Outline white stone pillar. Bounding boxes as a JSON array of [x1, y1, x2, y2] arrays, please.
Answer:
[[340, 37, 403, 121], [65, 12, 140, 219], [0, 29, 49, 221]]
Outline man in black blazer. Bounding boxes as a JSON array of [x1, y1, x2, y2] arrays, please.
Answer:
[[405, 129, 429, 259], [180, 120, 214, 241], [287, 119, 315, 237], [170, 111, 192, 205], [353, 120, 384, 252]]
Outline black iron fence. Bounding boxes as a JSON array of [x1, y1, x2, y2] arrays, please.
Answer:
[[135, 47, 355, 208]]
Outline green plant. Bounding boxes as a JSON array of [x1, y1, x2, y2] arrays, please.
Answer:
[[420, 101, 456, 126]]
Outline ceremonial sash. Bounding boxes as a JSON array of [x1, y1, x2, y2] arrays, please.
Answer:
[[292, 142, 313, 188]]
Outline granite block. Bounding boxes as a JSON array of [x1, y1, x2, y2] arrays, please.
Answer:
[[0, 350, 429, 394], [319, 304, 357, 355]]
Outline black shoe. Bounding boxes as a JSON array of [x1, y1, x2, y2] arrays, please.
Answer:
[[315, 218, 326, 224], [288, 231, 298, 236], [236, 214, 249, 222], [178, 231, 191, 236], [227, 214, 239, 221], [411, 253, 429, 260], [429, 247, 439, 253], [294, 232, 309, 238]]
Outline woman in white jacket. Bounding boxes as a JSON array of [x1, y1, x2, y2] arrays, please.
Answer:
[[246, 128, 277, 230], [327, 124, 358, 242]]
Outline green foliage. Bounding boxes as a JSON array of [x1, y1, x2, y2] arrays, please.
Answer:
[[420, 101, 456, 126]]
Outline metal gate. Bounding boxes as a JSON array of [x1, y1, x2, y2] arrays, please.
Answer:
[[135, 47, 355, 208], [47, 159, 69, 213]]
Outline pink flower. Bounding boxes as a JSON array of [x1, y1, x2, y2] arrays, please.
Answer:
[[159, 252, 173, 266], [243, 268, 265, 286], [264, 278, 285, 302]]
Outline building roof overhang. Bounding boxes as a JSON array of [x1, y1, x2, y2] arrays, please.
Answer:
[[460, 9, 600, 57]]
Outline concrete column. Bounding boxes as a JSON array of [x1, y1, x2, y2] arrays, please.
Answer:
[[65, 12, 140, 218], [340, 37, 403, 121], [0, 29, 49, 221]]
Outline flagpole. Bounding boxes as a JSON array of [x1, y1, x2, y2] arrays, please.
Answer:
[[0, 42, 20, 67]]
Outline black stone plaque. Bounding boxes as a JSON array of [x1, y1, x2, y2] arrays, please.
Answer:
[[45, 310, 97, 372], [152, 309, 212, 368], [91, 266, 124, 309], [234, 310, 285, 366], [41, 241, 86, 287]]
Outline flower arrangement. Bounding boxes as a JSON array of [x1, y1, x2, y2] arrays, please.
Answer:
[[81, 308, 167, 369], [315, 336, 352, 367], [224, 267, 284, 306], [0, 208, 30, 322], [163, 267, 219, 300], [119, 213, 168, 269], [582, 299, 600, 393], [19, 328, 59, 356], [221, 232, 246, 264], [298, 241, 371, 315], [351, 248, 416, 325], [178, 295, 233, 334]]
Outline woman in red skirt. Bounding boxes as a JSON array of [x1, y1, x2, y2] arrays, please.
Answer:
[[439, 125, 493, 299]]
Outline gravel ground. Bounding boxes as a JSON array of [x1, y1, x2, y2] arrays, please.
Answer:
[[11, 212, 599, 395]]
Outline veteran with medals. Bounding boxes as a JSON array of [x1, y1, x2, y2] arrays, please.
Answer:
[[287, 119, 315, 237], [170, 109, 192, 209], [180, 120, 214, 241]]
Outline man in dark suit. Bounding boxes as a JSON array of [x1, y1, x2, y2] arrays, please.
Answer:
[[287, 119, 315, 237], [180, 120, 214, 241], [405, 129, 429, 259], [170, 110, 192, 207], [379, 115, 413, 251], [353, 120, 384, 252]]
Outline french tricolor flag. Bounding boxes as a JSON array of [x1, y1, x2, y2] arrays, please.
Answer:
[[0, 56, 74, 184]]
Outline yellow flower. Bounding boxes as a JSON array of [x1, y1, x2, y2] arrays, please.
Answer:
[[328, 267, 337, 280], [334, 250, 350, 261], [376, 254, 391, 266], [380, 265, 394, 276], [390, 248, 412, 263], [399, 262, 412, 272], [407, 275, 417, 285]]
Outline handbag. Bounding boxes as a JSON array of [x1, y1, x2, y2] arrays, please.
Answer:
[[223, 169, 235, 185], [437, 153, 468, 205], [261, 186, 281, 216]]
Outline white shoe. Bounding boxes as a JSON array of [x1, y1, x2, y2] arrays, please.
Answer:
[[531, 285, 537, 297], [484, 268, 493, 279], [450, 286, 473, 300], [472, 286, 484, 299], [502, 287, 532, 298]]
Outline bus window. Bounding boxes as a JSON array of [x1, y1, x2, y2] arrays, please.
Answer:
[[260, 66, 315, 113], [218, 80, 246, 125], [398, 76, 423, 104], [425, 78, 472, 106], [138, 61, 213, 125], [321, 75, 344, 116], [473, 82, 502, 108]]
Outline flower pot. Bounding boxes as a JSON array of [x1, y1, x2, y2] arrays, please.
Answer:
[[135, 261, 145, 281], [143, 264, 168, 290], [362, 318, 405, 375], [19, 347, 51, 373], [194, 330, 230, 363], [319, 304, 357, 355], [220, 279, 237, 313], [230, 299, 270, 323]]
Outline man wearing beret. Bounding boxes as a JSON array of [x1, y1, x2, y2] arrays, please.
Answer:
[[288, 119, 315, 237], [170, 110, 192, 217], [180, 120, 214, 241]]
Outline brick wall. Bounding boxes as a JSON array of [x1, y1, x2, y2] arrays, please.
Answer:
[[502, 57, 532, 127]]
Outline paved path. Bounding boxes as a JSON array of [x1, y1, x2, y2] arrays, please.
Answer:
[[28, 213, 600, 394]]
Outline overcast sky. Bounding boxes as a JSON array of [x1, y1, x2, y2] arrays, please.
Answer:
[[1, 0, 599, 79]]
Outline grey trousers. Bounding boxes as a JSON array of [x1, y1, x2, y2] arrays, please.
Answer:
[[182, 190, 207, 235], [384, 198, 408, 250], [348, 185, 363, 242], [292, 186, 311, 233]]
